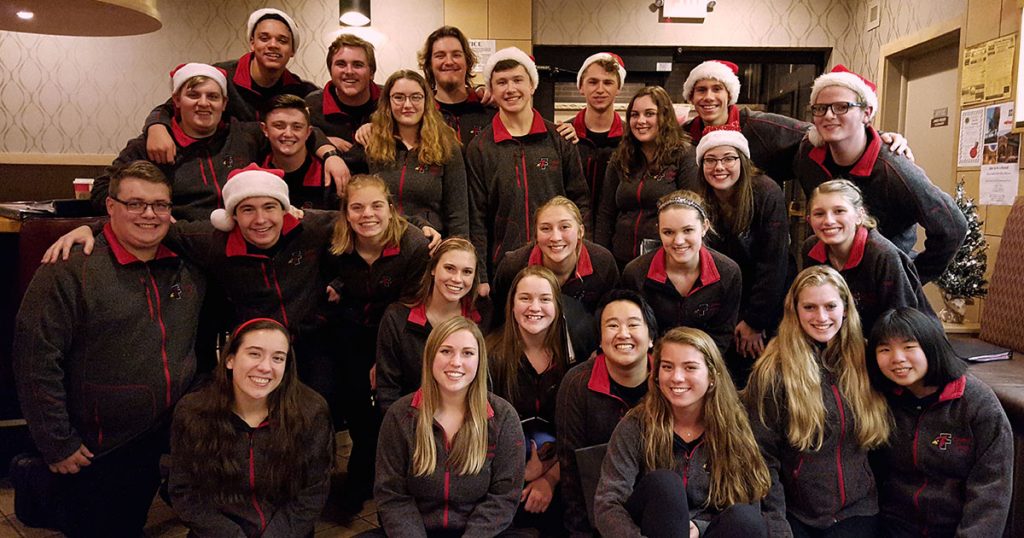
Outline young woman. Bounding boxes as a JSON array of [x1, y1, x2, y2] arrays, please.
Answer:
[[488, 266, 577, 532], [620, 190, 741, 355], [373, 316, 525, 537], [376, 237, 482, 415], [743, 265, 892, 537], [595, 327, 770, 538], [803, 179, 932, 334], [595, 85, 699, 268], [365, 69, 469, 248], [696, 129, 788, 367], [867, 308, 1012, 538], [315, 173, 431, 512], [169, 318, 333, 537]]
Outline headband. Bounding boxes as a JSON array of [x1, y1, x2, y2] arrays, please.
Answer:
[[657, 196, 707, 221], [231, 317, 287, 340]]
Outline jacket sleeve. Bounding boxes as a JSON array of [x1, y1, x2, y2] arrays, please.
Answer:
[[464, 400, 526, 537], [12, 261, 85, 464], [142, 99, 175, 132], [465, 138, 492, 283], [91, 134, 151, 215], [403, 234, 431, 300], [375, 309, 405, 416], [163, 220, 219, 269], [559, 134, 593, 237], [375, 406, 430, 538], [744, 112, 810, 182], [893, 163, 967, 284], [556, 368, 595, 537], [745, 387, 794, 538], [956, 384, 1013, 538], [708, 261, 742, 354], [262, 401, 334, 538], [167, 404, 247, 537], [593, 416, 644, 538], [873, 247, 924, 315], [443, 147, 471, 239], [742, 180, 789, 331], [595, 159, 621, 248]]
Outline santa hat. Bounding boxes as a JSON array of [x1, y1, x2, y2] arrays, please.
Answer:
[[483, 47, 539, 89], [170, 63, 228, 96], [576, 52, 627, 88], [683, 60, 740, 105], [695, 129, 750, 165], [210, 164, 292, 232], [807, 64, 878, 146], [246, 8, 299, 50]]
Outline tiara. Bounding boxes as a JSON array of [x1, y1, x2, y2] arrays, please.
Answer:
[[657, 196, 706, 220]]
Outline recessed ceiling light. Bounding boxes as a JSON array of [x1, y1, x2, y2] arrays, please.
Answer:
[[16, 10, 34, 20]]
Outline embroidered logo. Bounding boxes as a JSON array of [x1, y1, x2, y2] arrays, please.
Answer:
[[415, 164, 429, 174], [380, 276, 393, 288], [288, 251, 304, 266], [694, 303, 709, 318], [169, 283, 183, 300], [536, 158, 550, 170], [932, 433, 953, 450]]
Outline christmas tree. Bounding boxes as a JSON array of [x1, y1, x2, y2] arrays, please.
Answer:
[[938, 178, 988, 299]]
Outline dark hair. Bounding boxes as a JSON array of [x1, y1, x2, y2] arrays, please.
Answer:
[[261, 93, 311, 123], [419, 25, 476, 90], [327, 33, 377, 75], [491, 59, 529, 84], [595, 288, 659, 338], [109, 160, 172, 198], [250, 13, 294, 44], [614, 86, 691, 176], [171, 319, 331, 505], [866, 308, 967, 391]]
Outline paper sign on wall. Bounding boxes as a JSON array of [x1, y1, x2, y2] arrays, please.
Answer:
[[958, 108, 984, 167], [469, 40, 496, 74], [980, 163, 1019, 205]]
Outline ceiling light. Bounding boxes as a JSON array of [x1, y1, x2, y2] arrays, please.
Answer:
[[16, 11, 34, 20], [339, 0, 370, 27]]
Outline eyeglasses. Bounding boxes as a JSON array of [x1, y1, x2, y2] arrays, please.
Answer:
[[110, 196, 172, 215], [702, 155, 740, 167], [390, 93, 425, 105], [809, 102, 866, 117]]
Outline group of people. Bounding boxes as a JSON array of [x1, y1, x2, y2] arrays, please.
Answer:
[[11, 7, 1010, 538]]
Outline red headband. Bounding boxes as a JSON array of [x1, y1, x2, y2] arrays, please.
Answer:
[[231, 317, 287, 340]]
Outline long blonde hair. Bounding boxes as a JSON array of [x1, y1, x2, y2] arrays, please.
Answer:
[[366, 70, 456, 166], [330, 174, 410, 255], [631, 327, 770, 508], [743, 266, 890, 451], [412, 316, 491, 476]]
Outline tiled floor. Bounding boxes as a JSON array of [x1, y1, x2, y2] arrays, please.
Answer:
[[0, 431, 381, 537]]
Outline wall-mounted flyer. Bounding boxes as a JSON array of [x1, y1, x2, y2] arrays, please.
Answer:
[[958, 107, 984, 167]]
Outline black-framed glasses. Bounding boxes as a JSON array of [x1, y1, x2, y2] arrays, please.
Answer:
[[702, 155, 740, 167], [809, 102, 866, 117], [390, 93, 425, 105], [110, 196, 172, 215]]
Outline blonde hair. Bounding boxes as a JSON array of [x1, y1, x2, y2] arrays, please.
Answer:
[[534, 196, 586, 261], [366, 70, 457, 166], [330, 174, 410, 255], [631, 327, 771, 508], [656, 189, 713, 238], [743, 265, 891, 451], [809, 179, 878, 229], [412, 316, 490, 476]]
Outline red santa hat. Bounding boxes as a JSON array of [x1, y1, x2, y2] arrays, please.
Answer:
[[210, 164, 292, 232], [807, 64, 878, 146], [246, 8, 299, 50], [170, 63, 228, 96], [483, 47, 539, 89], [576, 52, 627, 88], [683, 60, 740, 105], [695, 129, 750, 165]]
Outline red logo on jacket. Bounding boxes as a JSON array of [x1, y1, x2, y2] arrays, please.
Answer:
[[932, 433, 952, 450]]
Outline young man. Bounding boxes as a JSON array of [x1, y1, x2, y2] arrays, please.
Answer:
[[795, 65, 966, 284], [466, 47, 591, 293], [145, 9, 318, 163], [570, 52, 627, 227], [420, 25, 495, 146], [15, 161, 206, 537], [260, 94, 331, 209]]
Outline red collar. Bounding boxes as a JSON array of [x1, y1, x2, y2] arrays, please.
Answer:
[[411, 388, 494, 418], [808, 126, 882, 177], [688, 105, 741, 143], [587, 353, 650, 398], [103, 223, 177, 265], [492, 109, 547, 143], [892, 375, 966, 402], [527, 243, 595, 279], [808, 226, 868, 269], [406, 302, 481, 327], [645, 246, 721, 294], [571, 109, 624, 140], [224, 212, 301, 257], [322, 81, 382, 117], [171, 118, 199, 148], [232, 52, 302, 93]]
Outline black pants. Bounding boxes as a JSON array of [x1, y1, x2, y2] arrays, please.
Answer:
[[789, 514, 879, 538], [54, 430, 164, 537], [626, 469, 767, 538]]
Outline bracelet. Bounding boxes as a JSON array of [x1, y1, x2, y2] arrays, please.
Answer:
[[321, 149, 342, 161]]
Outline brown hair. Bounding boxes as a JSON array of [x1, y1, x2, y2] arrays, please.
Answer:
[[329, 174, 409, 255], [366, 70, 456, 166], [419, 26, 476, 90], [614, 86, 691, 176], [109, 160, 172, 199], [261, 93, 311, 123], [326, 33, 377, 75], [579, 58, 622, 87], [699, 149, 760, 235], [408, 237, 480, 310]]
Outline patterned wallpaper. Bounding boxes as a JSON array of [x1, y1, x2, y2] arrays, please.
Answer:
[[534, 0, 966, 80], [0, 0, 966, 155], [0, 0, 442, 155]]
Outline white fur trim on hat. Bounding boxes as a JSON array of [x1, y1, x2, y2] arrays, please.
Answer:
[[484, 47, 539, 89], [247, 8, 299, 49], [576, 52, 627, 88], [695, 130, 750, 165], [170, 63, 228, 96], [806, 64, 878, 147], [683, 60, 740, 106], [210, 164, 291, 232]]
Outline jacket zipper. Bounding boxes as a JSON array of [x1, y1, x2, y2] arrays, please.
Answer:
[[248, 432, 267, 531], [146, 268, 172, 407], [830, 384, 848, 512]]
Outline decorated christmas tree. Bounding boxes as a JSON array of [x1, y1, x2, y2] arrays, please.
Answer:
[[937, 178, 988, 323]]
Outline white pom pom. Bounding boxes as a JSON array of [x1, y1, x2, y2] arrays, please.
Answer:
[[210, 208, 235, 231]]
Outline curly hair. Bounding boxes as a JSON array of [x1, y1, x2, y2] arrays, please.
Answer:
[[366, 70, 456, 166], [613, 86, 692, 176]]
